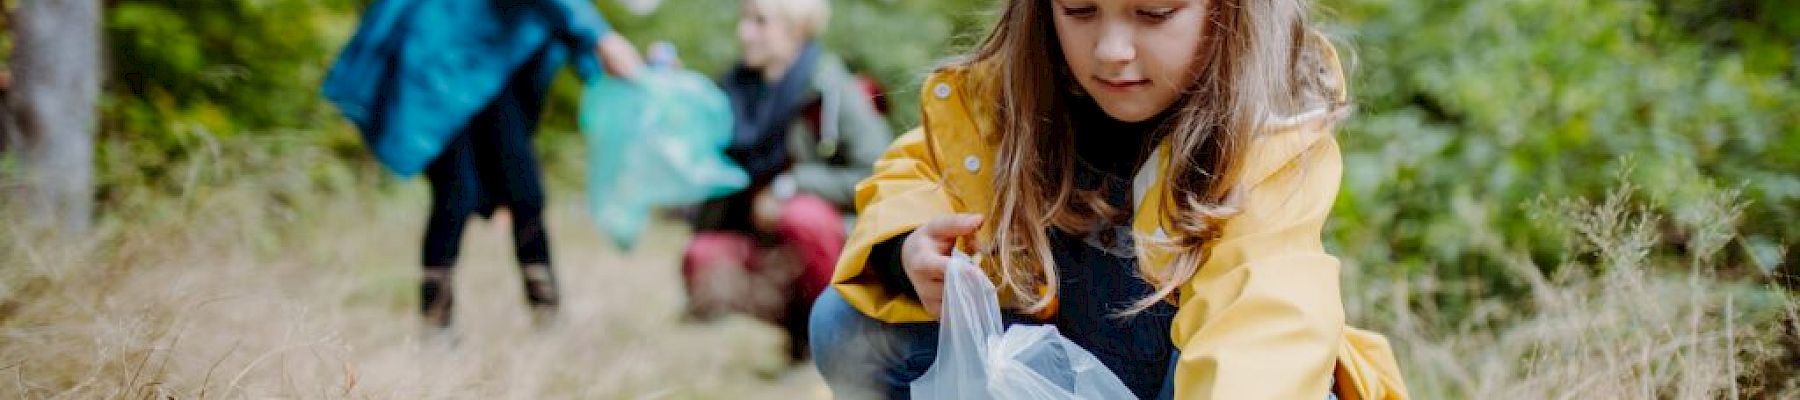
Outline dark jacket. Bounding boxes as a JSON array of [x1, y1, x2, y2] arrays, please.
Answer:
[[695, 46, 892, 231]]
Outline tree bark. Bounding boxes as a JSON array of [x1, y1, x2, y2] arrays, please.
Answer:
[[0, 70, 15, 155], [6, 0, 101, 234]]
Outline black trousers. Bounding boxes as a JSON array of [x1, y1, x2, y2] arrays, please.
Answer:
[[420, 50, 556, 270]]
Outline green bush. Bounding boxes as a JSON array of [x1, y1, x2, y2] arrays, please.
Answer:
[[1322, 0, 1798, 315], [99, 0, 368, 208]]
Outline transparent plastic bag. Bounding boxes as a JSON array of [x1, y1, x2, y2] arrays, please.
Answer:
[[579, 69, 748, 249], [911, 251, 1135, 400]]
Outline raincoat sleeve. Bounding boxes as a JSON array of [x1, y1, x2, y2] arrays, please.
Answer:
[[1170, 133, 1349, 399], [827, 126, 952, 323], [533, 0, 612, 80]]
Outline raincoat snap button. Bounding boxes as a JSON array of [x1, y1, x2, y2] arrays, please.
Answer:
[[933, 83, 952, 99], [963, 155, 981, 172]]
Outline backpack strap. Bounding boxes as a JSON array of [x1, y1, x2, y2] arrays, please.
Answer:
[[802, 74, 888, 159]]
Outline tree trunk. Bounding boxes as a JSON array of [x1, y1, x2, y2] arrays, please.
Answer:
[[0, 71, 14, 156], [6, 0, 100, 234], [0, 8, 13, 159]]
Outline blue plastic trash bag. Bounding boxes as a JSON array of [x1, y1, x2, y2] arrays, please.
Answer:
[[580, 69, 747, 249], [912, 251, 1136, 400]]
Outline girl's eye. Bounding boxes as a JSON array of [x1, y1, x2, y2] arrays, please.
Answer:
[[1060, 5, 1098, 19], [1136, 7, 1177, 22]]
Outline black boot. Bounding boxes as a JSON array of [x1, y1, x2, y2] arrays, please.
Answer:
[[421, 268, 454, 331], [521, 264, 560, 328]]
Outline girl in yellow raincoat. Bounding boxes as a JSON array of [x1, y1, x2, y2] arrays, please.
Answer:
[[807, 0, 1408, 398]]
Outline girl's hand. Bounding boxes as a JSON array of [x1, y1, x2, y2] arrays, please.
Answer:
[[900, 213, 983, 317], [596, 32, 645, 80]]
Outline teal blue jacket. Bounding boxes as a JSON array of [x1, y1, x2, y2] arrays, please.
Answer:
[[322, 0, 611, 176]]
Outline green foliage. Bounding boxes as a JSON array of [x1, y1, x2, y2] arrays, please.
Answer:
[[99, 0, 367, 203], [0, 0, 13, 68], [1322, 0, 1799, 312]]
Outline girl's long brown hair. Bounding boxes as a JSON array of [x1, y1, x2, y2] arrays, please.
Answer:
[[964, 0, 1335, 315]]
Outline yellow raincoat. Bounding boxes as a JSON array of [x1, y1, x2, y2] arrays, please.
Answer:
[[829, 33, 1409, 399]]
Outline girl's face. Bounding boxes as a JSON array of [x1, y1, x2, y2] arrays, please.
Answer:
[[1052, 0, 1207, 122], [738, 1, 804, 72]]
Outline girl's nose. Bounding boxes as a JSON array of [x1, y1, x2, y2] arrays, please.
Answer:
[[1094, 23, 1136, 65]]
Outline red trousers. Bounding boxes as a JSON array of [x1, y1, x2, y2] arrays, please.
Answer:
[[680, 194, 843, 360]]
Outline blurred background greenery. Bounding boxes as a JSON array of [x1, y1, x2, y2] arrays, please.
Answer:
[[82, 0, 1797, 302], [2, 0, 1795, 397]]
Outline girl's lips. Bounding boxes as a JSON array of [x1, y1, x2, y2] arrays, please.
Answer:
[[1095, 77, 1151, 91]]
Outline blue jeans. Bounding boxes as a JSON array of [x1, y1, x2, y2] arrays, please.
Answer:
[[808, 288, 1179, 399], [808, 288, 1339, 400]]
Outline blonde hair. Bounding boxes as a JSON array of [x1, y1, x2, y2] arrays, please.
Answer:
[[965, 0, 1341, 315], [747, 0, 830, 39]]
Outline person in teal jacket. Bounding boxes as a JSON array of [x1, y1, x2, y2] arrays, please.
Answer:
[[323, 0, 643, 331]]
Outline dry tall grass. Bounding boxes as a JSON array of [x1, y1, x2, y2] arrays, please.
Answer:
[[2, 139, 1795, 399], [1346, 181, 1800, 399], [0, 138, 826, 398]]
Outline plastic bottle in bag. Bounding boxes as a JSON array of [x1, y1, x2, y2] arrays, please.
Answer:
[[911, 251, 1136, 399]]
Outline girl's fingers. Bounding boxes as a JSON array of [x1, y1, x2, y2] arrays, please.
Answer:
[[903, 214, 982, 318], [903, 250, 947, 317], [915, 280, 944, 317], [923, 214, 984, 241], [905, 255, 946, 281], [919, 214, 984, 255]]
